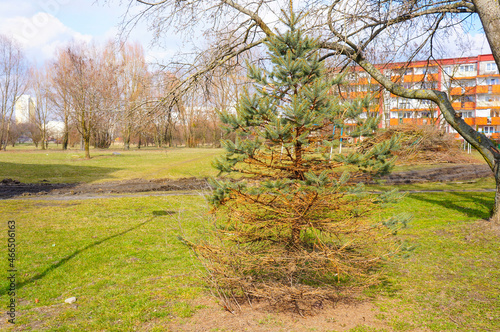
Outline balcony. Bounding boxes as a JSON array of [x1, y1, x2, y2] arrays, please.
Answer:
[[449, 86, 476, 95], [476, 85, 489, 93], [462, 101, 476, 109], [464, 118, 475, 126], [389, 118, 434, 126], [477, 99, 500, 107], [476, 117, 488, 125], [403, 74, 425, 83], [389, 118, 399, 126], [348, 91, 369, 98], [453, 71, 476, 79], [451, 102, 475, 109], [426, 73, 439, 81], [391, 75, 402, 82]]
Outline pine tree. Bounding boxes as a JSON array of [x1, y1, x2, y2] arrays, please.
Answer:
[[199, 13, 404, 312]]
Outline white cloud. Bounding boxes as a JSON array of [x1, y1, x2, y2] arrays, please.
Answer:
[[0, 12, 92, 64]]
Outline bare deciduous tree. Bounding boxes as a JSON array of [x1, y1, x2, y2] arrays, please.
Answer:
[[0, 34, 29, 151], [50, 49, 74, 150], [119, 42, 149, 149], [30, 64, 54, 150], [54, 42, 119, 158]]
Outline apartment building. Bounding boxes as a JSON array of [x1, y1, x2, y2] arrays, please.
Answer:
[[341, 54, 500, 140], [14, 94, 36, 124]]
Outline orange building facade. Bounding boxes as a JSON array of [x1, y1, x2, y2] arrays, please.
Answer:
[[341, 54, 500, 140]]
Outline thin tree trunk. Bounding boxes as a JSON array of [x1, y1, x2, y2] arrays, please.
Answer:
[[84, 135, 90, 159], [62, 131, 68, 150]]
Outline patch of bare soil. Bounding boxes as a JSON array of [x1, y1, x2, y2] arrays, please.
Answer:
[[168, 296, 389, 332], [0, 177, 211, 199], [0, 163, 493, 199], [379, 163, 492, 184]]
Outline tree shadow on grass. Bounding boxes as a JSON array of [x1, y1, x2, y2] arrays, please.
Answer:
[[0, 215, 161, 296], [410, 191, 493, 220], [0, 161, 120, 199]]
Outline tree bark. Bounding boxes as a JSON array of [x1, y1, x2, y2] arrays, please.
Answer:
[[62, 130, 69, 150], [84, 137, 90, 159]]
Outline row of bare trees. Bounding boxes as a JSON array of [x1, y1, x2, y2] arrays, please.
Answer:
[[0, 35, 244, 158]]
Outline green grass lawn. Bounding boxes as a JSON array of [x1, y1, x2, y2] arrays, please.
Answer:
[[371, 191, 500, 331], [0, 148, 498, 331], [0, 195, 211, 331], [0, 147, 223, 183], [0, 191, 498, 331]]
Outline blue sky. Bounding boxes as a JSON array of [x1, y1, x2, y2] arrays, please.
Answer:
[[0, 0, 182, 65]]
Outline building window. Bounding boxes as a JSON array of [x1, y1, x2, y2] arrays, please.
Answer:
[[460, 64, 476, 72], [486, 63, 498, 72], [426, 67, 439, 74], [461, 111, 473, 118], [399, 102, 411, 109], [483, 126, 495, 134], [481, 95, 500, 102], [422, 82, 438, 89], [488, 78, 500, 85], [459, 96, 474, 103]]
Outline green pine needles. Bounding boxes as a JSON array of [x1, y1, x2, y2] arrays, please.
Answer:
[[198, 13, 405, 313]]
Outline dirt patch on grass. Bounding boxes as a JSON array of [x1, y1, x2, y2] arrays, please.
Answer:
[[0, 177, 211, 199], [168, 296, 389, 331], [376, 164, 491, 184]]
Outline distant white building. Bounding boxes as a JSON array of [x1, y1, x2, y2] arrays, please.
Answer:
[[14, 95, 35, 124]]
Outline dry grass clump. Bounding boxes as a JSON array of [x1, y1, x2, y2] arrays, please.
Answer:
[[195, 243, 392, 315], [359, 124, 477, 165]]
